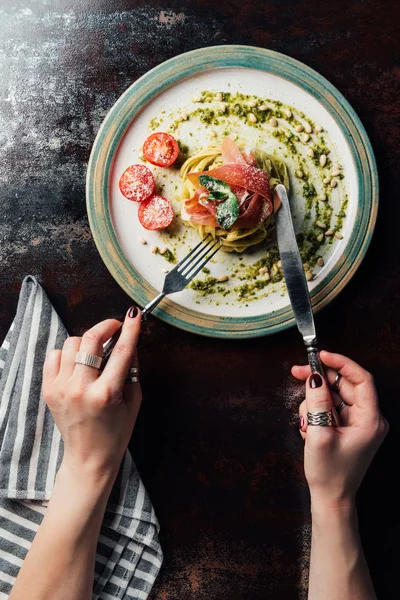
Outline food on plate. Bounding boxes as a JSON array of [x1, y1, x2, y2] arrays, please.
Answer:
[[119, 164, 155, 202], [138, 194, 174, 230], [180, 137, 289, 252], [143, 132, 179, 167]]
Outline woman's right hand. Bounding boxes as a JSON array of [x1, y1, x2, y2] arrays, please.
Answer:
[[292, 350, 389, 509]]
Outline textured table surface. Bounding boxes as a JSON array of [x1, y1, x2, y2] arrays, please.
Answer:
[[0, 1, 398, 598]]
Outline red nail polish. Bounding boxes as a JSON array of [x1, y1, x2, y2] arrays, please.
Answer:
[[128, 306, 138, 318], [310, 373, 323, 389], [300, 416, 305, 429]]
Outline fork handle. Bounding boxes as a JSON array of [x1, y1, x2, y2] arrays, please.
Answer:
[[141, 292, 165, 320]]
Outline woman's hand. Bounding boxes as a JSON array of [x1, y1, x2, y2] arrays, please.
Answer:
[[42, 306, 142, 485], [292, 350, 388, 509]]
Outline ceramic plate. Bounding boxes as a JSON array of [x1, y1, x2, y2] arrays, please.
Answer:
[[86, 45, 378, 338]]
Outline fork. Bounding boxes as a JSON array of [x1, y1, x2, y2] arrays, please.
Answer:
[[101, 234, 221, 367]]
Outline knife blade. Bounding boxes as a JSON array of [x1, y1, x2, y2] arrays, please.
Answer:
[[274, 184, 323, 377]]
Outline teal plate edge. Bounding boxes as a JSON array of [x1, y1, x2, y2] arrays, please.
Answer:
[[86, 45, 378, 339]]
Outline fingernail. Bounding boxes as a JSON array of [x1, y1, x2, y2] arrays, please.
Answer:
[[128, 306, 138, 318], [300, 416, 305, 429], [310, 373, 323, 389]]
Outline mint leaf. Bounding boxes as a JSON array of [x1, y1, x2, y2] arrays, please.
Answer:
[[199, 174, 231, 195], [207, 190, 229, 201], [199, 174, 239, 229], [217, 193, 239, 230]]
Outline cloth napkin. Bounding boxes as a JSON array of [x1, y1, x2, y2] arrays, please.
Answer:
[[0, 276, 162, 599]]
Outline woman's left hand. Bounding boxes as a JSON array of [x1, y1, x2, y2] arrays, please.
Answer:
[[42, 306, 142, 484]]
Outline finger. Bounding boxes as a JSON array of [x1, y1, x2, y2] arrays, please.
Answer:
[[292, 364, 355, 407], [320, 350, 379, 414], [298, 399, 307, 440], [305, 372, 336, 426], [43, 349, 62, 386], [123, 353, 142, 423], [74, 319, 122, 383], [291, 364, 310, 380], [101, 307, 142, 392], [319, 351, 372, 387], [59, 337, 81, 379]]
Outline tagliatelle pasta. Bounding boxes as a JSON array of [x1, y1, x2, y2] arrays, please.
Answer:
[[179, 139, 289, 252]]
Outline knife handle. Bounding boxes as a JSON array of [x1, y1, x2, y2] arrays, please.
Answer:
[[306, 344, 324, 377]]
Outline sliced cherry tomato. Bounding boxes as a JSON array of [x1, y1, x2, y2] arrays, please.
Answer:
[[119, 164, 155, 202], [138, 195, 174, 230], [143, 133, 179, 167]]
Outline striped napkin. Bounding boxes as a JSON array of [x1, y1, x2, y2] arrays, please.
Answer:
[[0, 276, 162, 599]]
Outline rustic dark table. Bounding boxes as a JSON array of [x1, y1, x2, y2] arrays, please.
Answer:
[[1, 1, 398, 598]]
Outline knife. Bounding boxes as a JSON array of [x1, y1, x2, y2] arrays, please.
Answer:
[[274, 184, 324, 377]]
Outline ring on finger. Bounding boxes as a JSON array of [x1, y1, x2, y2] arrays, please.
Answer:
[[75, 351, 102, 370], [125, 366, 139, 384], [330, 371, 342, 392], [336, 399, 348, 413], [307, 410, 334, 427]]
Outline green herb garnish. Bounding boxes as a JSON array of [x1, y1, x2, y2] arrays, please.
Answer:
[[199, 174, 239, 230]]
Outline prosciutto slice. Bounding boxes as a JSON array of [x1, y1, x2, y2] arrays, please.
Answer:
[[184, 137, 272, 230]]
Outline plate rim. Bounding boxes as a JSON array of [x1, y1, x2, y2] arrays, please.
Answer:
[[86, 45, 378, 339]]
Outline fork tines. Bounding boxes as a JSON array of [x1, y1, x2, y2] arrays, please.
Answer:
[[177, 234, 221, 280]]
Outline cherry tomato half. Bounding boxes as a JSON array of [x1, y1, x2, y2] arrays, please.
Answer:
[[119, 164, 155, 202], [143, 133, 179, 167]]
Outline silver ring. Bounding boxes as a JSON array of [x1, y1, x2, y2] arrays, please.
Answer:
[[125, 376, 139, 384], [307, 411, 333, 426], [128, 367, 139, 375], [331, 371, 342, 392], [336, 399, 348, 413], [75, 352, 102, 370]]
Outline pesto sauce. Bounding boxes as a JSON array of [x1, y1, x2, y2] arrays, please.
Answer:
[[147, 88, 347, 302]]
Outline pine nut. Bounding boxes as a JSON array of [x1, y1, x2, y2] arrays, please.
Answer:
[[323, 177, 331, 185], [330, 179, 337, 188], [325, 229, 334, 236], [162, 268, 169, 273], [218, 274, 228, 282], [296, 170, 304, 178], [316, 221, 327, 229], [139, 237, 147, 245], [192, 94, 201, 102], [248, 113, 257, 123], [219, 102, 227, 113], [315, 124, 323, 132], [335, 232, 344, 239], [210, 130, 217, 138], [259, 105, 268, 111], [277, 260, 282, 268], [284, 109, 292, 118], [317, 194, 327, 201], [159, 247, 168, 255], [319, 154, 327, 167], [331, 170, 340, 177], [304, 122, 312, 133], [316, 233, 324, 242], [307, 148, 315, 157], [151, 245, 158, 254], [269, 117, 278, 127], [317, 257, 324, 267], [248, 99, 257, 107], [295, 125, 304, 132], [302, 133, 310, 143], [216, 92, 223, 102], [263, 272, 271, 281], [259, 267, 269, 275], [306, 270, 313, 281], [333, 161, 341, 170]]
